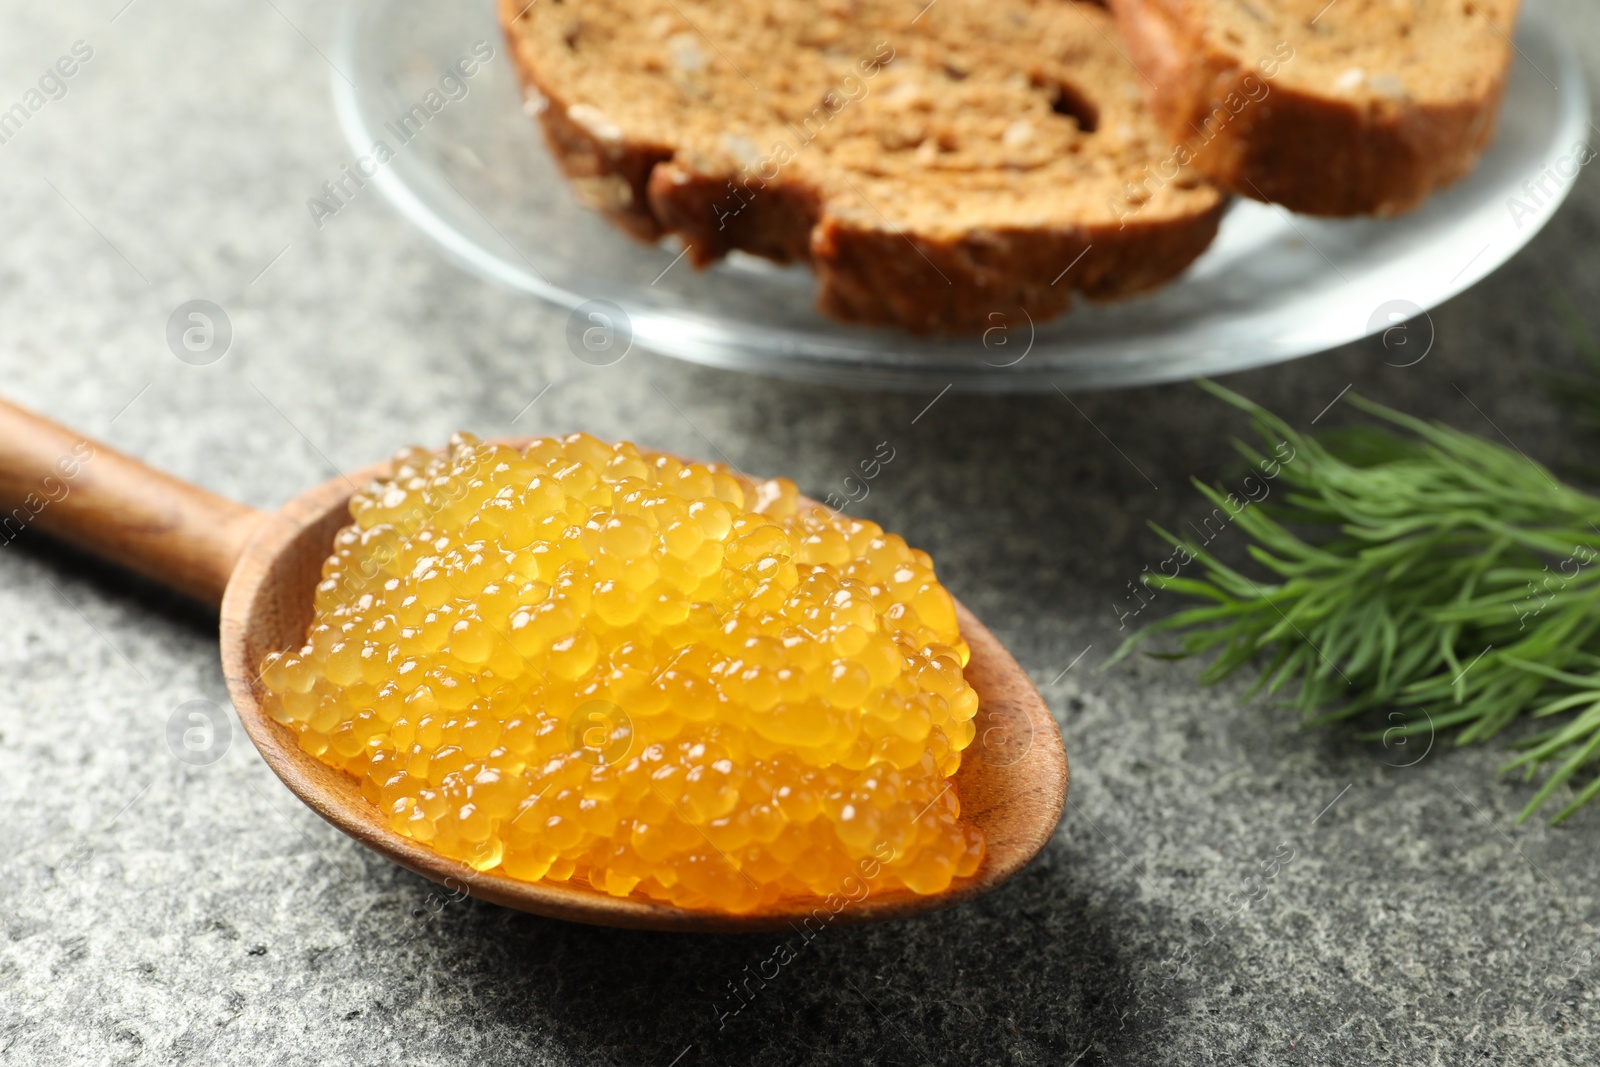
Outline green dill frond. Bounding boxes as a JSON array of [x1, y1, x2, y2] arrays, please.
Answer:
[[1109, 380, 1600, 824]]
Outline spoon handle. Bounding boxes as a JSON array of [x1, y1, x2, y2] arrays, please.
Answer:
[[0, 396, 264, 607]]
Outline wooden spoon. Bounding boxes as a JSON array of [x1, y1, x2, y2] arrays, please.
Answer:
[[0, 397, 1067, 932]]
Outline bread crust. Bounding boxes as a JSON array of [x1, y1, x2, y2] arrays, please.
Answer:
[[809, 210, 1224, 332], [498, 0, 1226, 334], [1109, 0, 1516, 216]]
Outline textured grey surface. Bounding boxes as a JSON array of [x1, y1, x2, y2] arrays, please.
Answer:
[[2, 1, 1600, 1064]]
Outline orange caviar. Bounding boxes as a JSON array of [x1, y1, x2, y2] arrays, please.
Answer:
[[260, 433, 983, 912]]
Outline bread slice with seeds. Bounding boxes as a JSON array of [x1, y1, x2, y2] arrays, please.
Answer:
[[1106, 0, 1521, 216], [499, 0, 1226, 333]]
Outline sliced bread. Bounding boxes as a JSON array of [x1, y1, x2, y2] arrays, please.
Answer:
[[1107, 0, 1521, 216], [499, 0, 1227, 333]]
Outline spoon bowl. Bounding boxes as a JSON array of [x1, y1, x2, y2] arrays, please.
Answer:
[[1, 401, 1068, 932]]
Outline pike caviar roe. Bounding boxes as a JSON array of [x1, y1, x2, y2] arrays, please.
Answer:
[[259, 433, 983, 913]]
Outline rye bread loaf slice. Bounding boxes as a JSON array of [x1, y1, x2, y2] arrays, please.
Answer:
[[499, 0, 1226, 333], [1107, 0, 1521, 216]]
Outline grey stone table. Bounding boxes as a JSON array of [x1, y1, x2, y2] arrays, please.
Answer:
[[2, 2, 1599, 1064]]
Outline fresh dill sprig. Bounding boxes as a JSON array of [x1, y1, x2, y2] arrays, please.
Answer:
[[1108, 379, 1600, 824]]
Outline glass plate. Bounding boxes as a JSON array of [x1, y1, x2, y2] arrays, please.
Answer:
[[333, 0, 1590, 392]]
